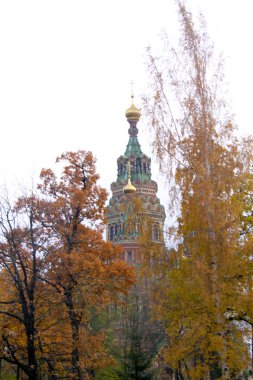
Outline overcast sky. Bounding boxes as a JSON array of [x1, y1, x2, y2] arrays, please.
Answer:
[[0, 0, 252, 214]]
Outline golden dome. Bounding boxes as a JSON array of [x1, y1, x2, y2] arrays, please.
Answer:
[[123, 161, 136, 193], [123, 178, 136, 194], [125, 99, 141, 121]]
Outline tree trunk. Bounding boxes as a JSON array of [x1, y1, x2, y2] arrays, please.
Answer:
[[65, 288, 82, 380], [17, 365, 20, 380], [251, 328, 253, 372]]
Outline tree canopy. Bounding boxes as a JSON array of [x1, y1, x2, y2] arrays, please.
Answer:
[[0, 150, 135, 380], [143, 1, 253, 379]]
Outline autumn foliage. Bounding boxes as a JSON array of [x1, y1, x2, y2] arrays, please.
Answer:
[[1, 3, 253, 380], [143, 1, 253, 379], [0, 151, 134, 379]]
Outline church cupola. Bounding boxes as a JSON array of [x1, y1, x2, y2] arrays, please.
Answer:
[[123, 161, 136, 194], [106, 95, 166, 263], [117, 96, 152, 185], [125, 95, 141, 124]]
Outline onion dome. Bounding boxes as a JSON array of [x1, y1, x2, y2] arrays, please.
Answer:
[[124, 177, 136, 194], [125, 95, 141, 122], [123, 161, 136, 194]]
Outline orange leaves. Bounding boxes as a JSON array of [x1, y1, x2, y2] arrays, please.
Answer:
[[0, 150, 135, 378], [39, 151, 108, 233], [37, 150, 135, 377]]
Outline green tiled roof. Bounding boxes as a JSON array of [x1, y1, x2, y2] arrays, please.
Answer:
[[125, 136, 143, 158]]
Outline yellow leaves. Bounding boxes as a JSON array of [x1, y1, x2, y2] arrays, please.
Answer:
[[142, 1, 253, 377]]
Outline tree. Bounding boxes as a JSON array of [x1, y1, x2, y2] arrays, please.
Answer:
[[0, 151, 135, 380], [0, 191, 57, 380], [106, 286, 163, 380], [38, 151, 135, 379], [143, 2, 253, 379]]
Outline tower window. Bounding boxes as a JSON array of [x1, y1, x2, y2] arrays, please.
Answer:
[[127, 251, 133, 262], [152, 224, 159, 241]]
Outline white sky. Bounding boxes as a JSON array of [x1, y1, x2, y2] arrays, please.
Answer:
[[0, 0, 252, 214]]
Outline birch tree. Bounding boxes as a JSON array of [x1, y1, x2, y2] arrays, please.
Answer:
[[143, 2, 253, 379]]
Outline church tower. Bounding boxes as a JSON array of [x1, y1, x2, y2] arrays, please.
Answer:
[[106, 96, 166, 263]]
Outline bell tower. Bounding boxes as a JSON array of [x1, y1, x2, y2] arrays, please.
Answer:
[[106, 96, 166, 263]]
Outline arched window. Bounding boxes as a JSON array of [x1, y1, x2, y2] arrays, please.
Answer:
[[109, 225, 114, 241], [152, 224, 159, 241]]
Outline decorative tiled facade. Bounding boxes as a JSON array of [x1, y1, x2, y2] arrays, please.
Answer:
[[106, 98, 166, 263]]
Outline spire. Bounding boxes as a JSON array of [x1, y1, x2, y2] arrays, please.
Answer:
[[116, 94, 151, 184], [124, 92, 142, 157], [123, 161, 136, 194]]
